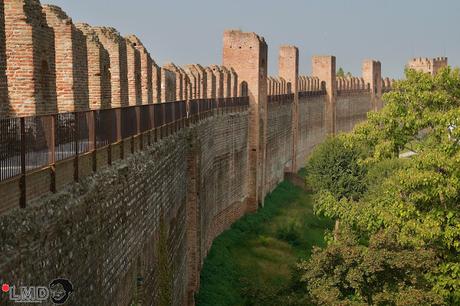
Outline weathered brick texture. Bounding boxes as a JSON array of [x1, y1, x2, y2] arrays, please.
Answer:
[[223, 30, 268, 210], [125, 39, 142, 105], [0, 0, 9, 116], [210, 65, 224, 99], [76, 23, 112, 109], [94, 27, 129, 107], [296, 94, 327, 165], [43, 5, 89, 112], [336, 91, 372, 133], [265, 100, 292, 192], [161, 66, 177, 102], [127, 35, 153, 104], [0, 111, 249, 306], [4, 0, 57, 116]]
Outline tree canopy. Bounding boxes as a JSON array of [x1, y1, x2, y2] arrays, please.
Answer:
[[301, 67, 460, 305]]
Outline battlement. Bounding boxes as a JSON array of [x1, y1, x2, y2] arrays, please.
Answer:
[[407, 56, 448, 75], [223, 29, 267, 46], [93, 26, 124, 43], [0, 1, 403, 118], [75, 23, 101, 43], [42, 4, 71, 23]]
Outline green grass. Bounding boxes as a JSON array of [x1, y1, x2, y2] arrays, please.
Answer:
[[195, 180, 333, 306]]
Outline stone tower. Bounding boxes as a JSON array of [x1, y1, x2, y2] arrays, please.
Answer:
[[223, 29, 268, 211], [312, 56, 336, 135], [362, 59, 382, 110], [279, 45, 299, 171], [407, 57, 448, 76]]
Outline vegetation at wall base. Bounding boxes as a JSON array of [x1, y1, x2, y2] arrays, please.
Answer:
[[195, 180, 333, 306], [302, 67, 460, 305]]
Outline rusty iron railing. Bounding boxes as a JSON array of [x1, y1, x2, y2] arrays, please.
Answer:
[[0, 97, 249, 208]]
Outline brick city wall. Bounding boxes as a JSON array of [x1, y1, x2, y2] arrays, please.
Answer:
[[0, 2, 397, 306], [0, 110, 249, 306], [265, 98, 292, 193], [296, 93, 327, 167], [336, 90, 372, 133]]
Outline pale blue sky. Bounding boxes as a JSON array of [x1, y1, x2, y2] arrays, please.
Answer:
[[43, 0, 459, 78]]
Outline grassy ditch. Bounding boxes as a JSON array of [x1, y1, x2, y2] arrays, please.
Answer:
[[196, 180, 333, 306]]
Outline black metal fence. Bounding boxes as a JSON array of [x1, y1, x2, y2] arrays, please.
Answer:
[[0, 97, 249, 184]]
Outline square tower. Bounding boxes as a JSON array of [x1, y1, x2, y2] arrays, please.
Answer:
[[223, 29, 268, 211], [312, 55, 336, 135], [279, 45, 299, 171], [362, 59, 382, 110]]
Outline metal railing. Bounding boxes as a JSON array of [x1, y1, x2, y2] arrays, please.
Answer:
[[0, 97, 249, 207], [267, 93, 294, 104]]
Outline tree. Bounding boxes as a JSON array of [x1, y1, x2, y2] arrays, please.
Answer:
[[306, 136, 367, 201], [337, 67, 353, 78], [299, 226, 443, 305], [302, 67, 460, 304], [337, 67, 345, 78]]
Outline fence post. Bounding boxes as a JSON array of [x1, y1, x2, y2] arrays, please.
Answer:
[[19, 117, 26, 208], [74, 113, 79, 182], [92, 111, 97, 172], [117, 108, 124, 160], [50, 115, 56, 193]]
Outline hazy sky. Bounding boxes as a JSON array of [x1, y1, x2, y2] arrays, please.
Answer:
[[43, 0, 459, 78]]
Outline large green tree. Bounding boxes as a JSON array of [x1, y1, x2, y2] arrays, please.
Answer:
[[301, 67, 460, 304]]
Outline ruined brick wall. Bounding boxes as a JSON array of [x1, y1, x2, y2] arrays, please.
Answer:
[[265, 99, 292, 192]]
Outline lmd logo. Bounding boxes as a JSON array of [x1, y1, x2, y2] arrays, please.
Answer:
[[1, 278, 73, 304]]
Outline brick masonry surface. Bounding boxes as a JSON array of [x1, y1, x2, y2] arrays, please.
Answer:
[[0, 111, 249, 306]]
